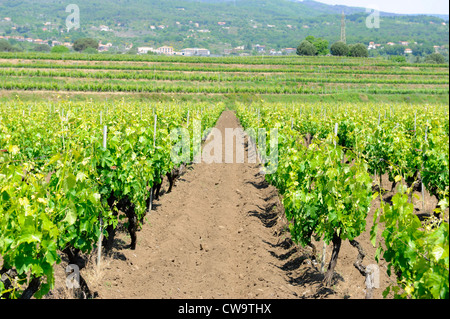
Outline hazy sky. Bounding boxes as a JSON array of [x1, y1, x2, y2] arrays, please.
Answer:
[[314, 0, 449, 15]]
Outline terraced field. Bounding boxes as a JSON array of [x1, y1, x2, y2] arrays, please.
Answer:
[[0, 53, 448, 95]]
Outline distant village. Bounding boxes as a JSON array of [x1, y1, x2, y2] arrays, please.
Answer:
[[0, 16, 447, 57], [368, 41, 445, 55]]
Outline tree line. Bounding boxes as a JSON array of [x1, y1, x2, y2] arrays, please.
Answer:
[[296, 36, 447, 63]]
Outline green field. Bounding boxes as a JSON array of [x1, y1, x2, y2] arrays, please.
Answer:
[[0, 52, 448, 101]]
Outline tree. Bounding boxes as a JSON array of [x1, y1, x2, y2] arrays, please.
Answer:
[[51, 45, 70, 53], [83, 47, 98, 54], [34, 44, 50, 52], [424, 52, 445, 64], [73, 38, 98, 52], [297, 40, 317, 56], [314, 38, 329, 55], [305, 36, 329, 55], [382, 44, 405, 56], [0, 39, 20, 52], [349, 43, 369, 57], [389, 55, 406, 63], [330, 41, 349, 56]]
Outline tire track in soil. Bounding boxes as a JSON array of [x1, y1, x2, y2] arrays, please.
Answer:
[[96, 110, 302, 299]]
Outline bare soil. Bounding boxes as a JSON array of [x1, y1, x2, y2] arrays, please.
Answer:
[[46, 110, 443, 300]]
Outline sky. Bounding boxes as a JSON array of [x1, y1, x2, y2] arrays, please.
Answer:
[[313, 0, 449, 15]]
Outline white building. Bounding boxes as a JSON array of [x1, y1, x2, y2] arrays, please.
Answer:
[[156, 46, 174, 55], [404, 48, 413, 54], [181, 48, 210, 56], [99, 25, 110, 32], [368, 42, 377, 50], [138, 47, 154, 54]]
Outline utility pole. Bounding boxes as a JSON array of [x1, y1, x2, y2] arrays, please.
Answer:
[[340, 11, 346, 44]]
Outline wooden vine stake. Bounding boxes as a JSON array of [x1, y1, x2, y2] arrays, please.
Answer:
[[421, 120, 429, 211], [153, 113, 157, 148], [148, 113, 158, 213], [321, 123, 339, 274], [334, 122, 338, 147], [98, 125, 107, 269]]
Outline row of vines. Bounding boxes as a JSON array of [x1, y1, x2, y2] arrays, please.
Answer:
[[0, 99, 224, 298], [235, 101, 449, 299]]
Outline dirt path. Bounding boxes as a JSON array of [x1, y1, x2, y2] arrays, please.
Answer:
[[94, 110, 302, 299]]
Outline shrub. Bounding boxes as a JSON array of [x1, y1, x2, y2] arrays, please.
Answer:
[[425, 53, 446, 64], [330, 41, 349, 56], [296, 40, 317, 56], [349, 43, 369, 58], [73, 38, 98, 52], [51, 45, 70, 53]]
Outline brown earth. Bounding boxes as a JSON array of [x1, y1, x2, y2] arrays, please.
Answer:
[[46, 109, 443, 300]]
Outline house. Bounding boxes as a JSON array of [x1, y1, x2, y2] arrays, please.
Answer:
[[99, 25, 110, 32], [4, 17, 11, 21], [138, 46, 154, 54], [52, 40, 63, 46], [34, 39, 44, 44], [368, 42, 377, 50], [218, 22, 226, 25], [404, 48, 413, 54], [181, 48, 210, 56], [387, 42, 395, 46], [98, 43, 112, 52], [283, 48, 297, 54], [98, 42, 112, 52], [269, 49, 282, 56], [254, 44, 266, 52], [399, 41, 409, 46], [156, 46, 174, 55]]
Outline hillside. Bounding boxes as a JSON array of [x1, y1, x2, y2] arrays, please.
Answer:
[[0, 0, 448, 55]]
